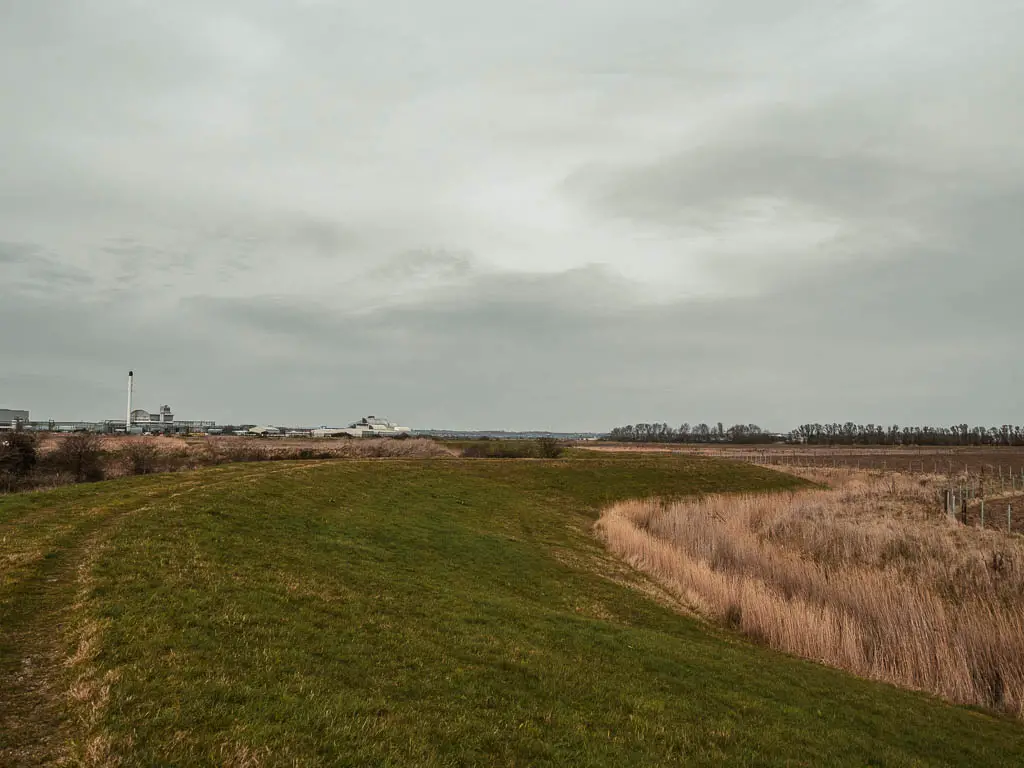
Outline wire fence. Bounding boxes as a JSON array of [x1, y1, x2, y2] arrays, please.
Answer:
[[717, 450, 1024, 534]]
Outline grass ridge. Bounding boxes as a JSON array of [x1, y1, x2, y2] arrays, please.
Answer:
[[1, 457, 1021, 766]]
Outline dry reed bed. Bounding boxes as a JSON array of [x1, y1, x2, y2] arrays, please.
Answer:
[[596, 468, 1024, 717]]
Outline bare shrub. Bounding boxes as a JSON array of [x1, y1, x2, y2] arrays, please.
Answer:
[[47, 433, 105, 483], [537, 437, 566, 459], [596, 468, 1024, 718], [0, 431, 38, 476], [121, 440, 161, 475], [461, 441, 538, 458]]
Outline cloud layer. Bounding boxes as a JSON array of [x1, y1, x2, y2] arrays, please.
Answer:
[[2, 1, 1021, 430]]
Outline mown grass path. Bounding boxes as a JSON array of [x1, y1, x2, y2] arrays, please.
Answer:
[[1, 456, 1021, 766]]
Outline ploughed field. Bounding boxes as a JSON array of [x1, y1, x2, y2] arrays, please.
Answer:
[[2, 455, 1022, 766], [599, 443, 1024, 475]]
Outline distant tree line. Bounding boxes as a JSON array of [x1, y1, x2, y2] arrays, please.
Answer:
[[606, 423, 1024, 447], [790, 424, 1024, 446]]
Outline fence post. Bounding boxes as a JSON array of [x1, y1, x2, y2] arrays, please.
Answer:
[[981, 498, 985, 528], [1008, 503, 1012, 534]]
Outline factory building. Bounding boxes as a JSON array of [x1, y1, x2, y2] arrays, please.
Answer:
[[121, 374, 212, 433], [130, 405, 174, 426], [312, 416, 412, 438], [0, 409, 30, 431]]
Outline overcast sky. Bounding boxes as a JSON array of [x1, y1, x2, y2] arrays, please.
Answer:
[[2, 1, 1021, 431]]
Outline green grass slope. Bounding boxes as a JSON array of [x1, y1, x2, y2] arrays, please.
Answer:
[[1, 456, 1020, 767]]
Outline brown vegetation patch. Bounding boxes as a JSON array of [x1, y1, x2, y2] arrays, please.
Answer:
[[596, 468, 1024, 718], [3, 436, 455, 495]]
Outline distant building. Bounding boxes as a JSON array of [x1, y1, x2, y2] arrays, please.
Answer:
[[130, 405, 174, 426], [119, 403, 213, 434], [0, 409, 30, 431], [313, 416, 412, 438]]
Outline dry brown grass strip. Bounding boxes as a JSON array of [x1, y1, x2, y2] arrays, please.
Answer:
[[596, 468, 1024, 717]]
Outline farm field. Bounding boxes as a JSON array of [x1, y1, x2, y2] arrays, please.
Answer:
[[2, 455, 1023, 766], [595, 443, 1024, 475]]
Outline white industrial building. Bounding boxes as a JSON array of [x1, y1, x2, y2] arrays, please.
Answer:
[[122, 372, 212, 433], [312, 416, 412, 438], [130, 405, 174, 426]]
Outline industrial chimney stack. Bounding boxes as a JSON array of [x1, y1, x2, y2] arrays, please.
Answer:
[[126, 370, 134, 431]]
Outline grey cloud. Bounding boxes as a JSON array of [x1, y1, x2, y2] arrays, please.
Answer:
[[566, 148, 947, 230], [368, 250, 474, 283], [0, 241, 41, 264], [0, 240, 94, 289]]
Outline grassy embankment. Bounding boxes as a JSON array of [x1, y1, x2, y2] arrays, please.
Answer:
[[2, 455, 1022, 766]]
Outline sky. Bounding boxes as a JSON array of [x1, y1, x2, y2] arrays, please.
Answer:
[[1, 1, 1022, 431]]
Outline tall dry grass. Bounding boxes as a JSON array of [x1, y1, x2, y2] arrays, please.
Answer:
[[202, 436, 454, 462], [596, 468, 1024, 717]]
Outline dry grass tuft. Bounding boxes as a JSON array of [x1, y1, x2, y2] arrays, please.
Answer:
[[219, 741, 270, 768], [596, 468, 1024, 717]]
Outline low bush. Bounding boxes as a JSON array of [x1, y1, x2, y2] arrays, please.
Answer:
[[461, 439, 566, 459], [537, 437, 566, 458], [0, 431, 38, 477], [121, 441, 161, 475], [461, 441, 533, 458], [46, 433, 105, 482]]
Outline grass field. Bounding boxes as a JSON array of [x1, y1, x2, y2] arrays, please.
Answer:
[[2, 455, 1022, 766]]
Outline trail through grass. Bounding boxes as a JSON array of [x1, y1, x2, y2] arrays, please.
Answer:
[[1, 456, 1021, 766]]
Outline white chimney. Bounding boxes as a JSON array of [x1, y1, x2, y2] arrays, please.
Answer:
[[126, 370, 134, 430]]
